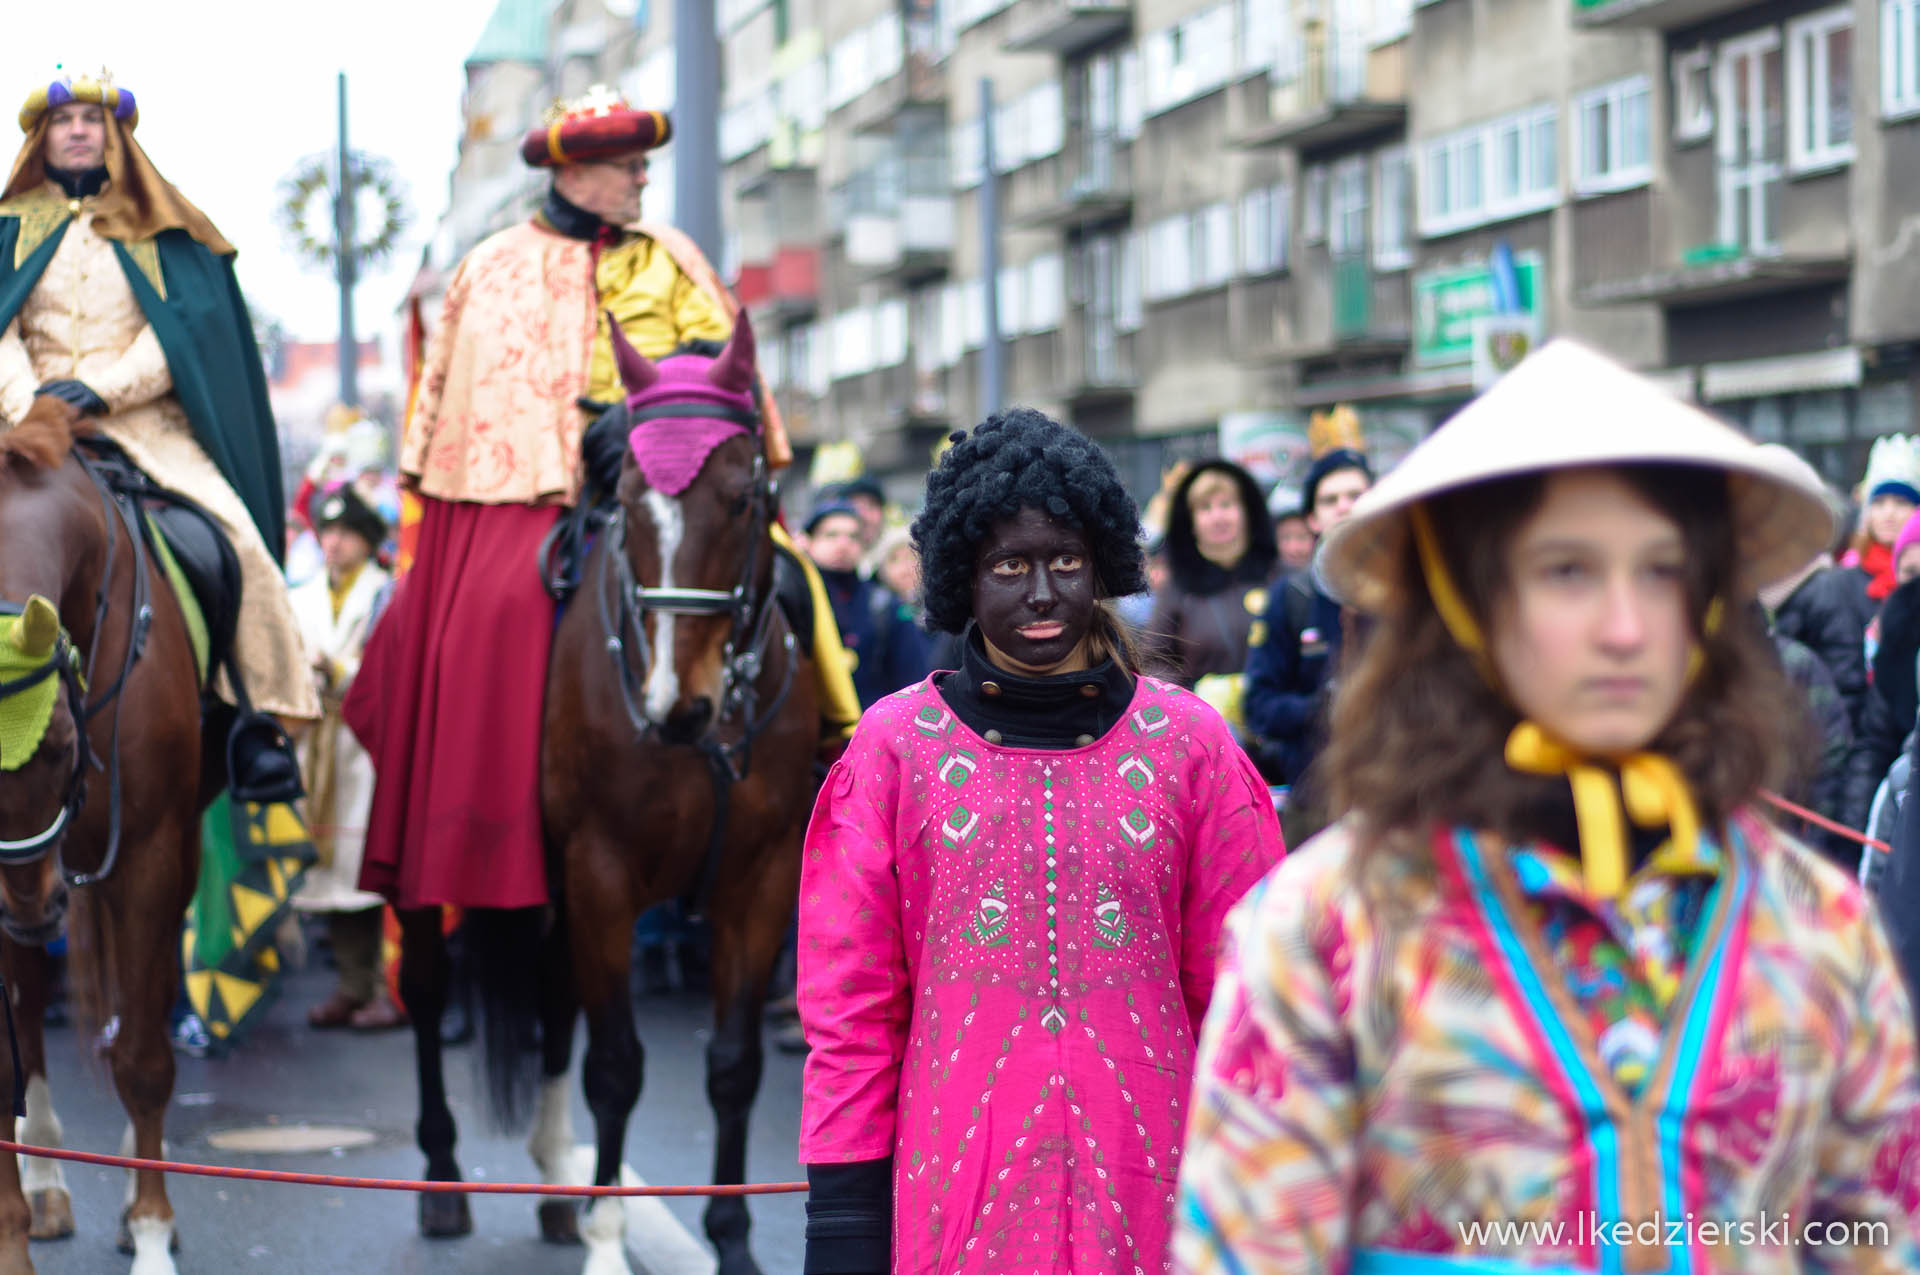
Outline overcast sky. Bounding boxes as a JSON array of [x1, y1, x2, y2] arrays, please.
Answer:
[[0, 1, 502, 345]]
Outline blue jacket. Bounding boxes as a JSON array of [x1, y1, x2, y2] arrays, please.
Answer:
[[818, 568, 931, 709], [1243, 570, 1346, 784]]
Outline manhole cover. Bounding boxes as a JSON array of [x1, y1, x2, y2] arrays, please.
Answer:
[[206, 1125, 377, 1154]]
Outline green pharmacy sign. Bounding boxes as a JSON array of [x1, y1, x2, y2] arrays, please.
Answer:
[[1413, 254, 1545, 368]]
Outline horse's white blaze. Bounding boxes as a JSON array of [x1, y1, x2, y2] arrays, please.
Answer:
[[16, 1074, 67, 1195], [527, 1076, 576, 1183], [640, 489, 684, 724], [125, 1215, 177, 1275], [580, 1195, 633, 1275]]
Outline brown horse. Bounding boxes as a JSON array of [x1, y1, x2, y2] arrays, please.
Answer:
[[0, 395, 212, 1275], [397, 313, 817, 1275]]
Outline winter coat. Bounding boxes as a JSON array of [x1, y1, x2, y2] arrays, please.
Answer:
[[1145, 460, 1280, 685], [1773, 632, 1854, 863], [1842, 577, 1920, 834], [1772, 564, 1871, 728]]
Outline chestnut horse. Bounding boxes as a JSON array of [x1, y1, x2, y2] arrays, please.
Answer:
[[0, 395, 212, 1275], [397, 313, 817, 1275]]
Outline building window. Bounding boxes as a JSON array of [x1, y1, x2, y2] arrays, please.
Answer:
[[1238, 182, 1290, 275], [1419, 105, 1558, 237], [1373, 147, 1411, 270], [1302, 164, 1328, 243], [1886, 0, 1920, 118], [1329, 156, 1369, 256], [1118, 231, 1143, 331], [1574, 76, 1653, 196], [1672, 47, 1714, 142], [1786, 5, 1854, 172]]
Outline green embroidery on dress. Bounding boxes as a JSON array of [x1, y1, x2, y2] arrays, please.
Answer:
[[1091, 882, 1131, 949], [962, 879, 1011, 946]]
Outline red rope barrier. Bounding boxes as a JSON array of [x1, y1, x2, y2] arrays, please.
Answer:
[[1758, 789, 1890, 857], [0, 1139, 806, 1197]]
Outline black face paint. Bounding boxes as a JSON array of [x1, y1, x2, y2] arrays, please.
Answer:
[[970, 508, 1099, 675]]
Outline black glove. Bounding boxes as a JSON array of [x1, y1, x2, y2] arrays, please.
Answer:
[[36, 379, 108, 416]]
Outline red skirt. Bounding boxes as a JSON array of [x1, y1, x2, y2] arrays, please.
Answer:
[[344, 498, 561, 910]]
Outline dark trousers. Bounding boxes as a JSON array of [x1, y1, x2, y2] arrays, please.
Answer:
[[327, 906, 384, 1004]]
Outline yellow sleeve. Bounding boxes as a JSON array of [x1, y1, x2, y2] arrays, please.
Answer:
[[671, 266, 734, 347]]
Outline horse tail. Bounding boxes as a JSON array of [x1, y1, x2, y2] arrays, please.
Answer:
[[462, 906, 550, 1130], [63, 877, 118, 1060]]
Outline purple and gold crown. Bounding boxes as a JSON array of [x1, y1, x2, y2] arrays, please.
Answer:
[[520, 84, 669, 168], [19, 68, 137, 134]]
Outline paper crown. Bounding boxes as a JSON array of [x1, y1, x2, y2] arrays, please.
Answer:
[[1863, 434, 1920, 505], [19, 68, 137, 134], [520, 85, 670, 168], [1308, 404, 1366, 460]]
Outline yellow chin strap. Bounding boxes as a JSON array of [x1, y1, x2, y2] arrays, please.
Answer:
[[1408, 504, 1714, 899]]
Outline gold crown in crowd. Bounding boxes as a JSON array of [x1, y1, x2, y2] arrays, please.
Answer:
[[1307, 404, 1366, 460]]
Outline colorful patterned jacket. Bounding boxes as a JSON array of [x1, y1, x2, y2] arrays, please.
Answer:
[[1174, 814, 1920, 1275]]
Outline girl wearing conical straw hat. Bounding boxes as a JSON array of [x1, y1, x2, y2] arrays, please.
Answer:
[[1173, 340, 1920, 1274]]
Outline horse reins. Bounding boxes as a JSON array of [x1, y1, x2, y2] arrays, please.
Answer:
[[594, 411, 799, 917], [0, 441, 155, 883], [0, 602, 89, 863]]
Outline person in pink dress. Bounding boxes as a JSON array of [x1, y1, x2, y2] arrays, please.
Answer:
[[796, 407, 1286, 1274]]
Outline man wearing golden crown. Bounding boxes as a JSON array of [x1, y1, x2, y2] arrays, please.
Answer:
[[348, 87, 860, 914], [1244, 404, 1373, 840], [0, 71, 318, 787]]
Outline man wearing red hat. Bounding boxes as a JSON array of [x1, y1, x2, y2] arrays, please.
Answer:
[[351, 87, 859, 916]]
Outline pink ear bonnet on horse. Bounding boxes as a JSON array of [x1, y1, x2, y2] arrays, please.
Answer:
[[609, 313, 762, 496]]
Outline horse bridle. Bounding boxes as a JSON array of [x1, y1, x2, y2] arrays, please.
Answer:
[[592, 401, 799, 917], [0, 441, 153, 883], [0, 602, 90, 864]]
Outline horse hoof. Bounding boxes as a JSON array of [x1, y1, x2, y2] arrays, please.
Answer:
[[114, 1208, 180, 1255], [26, 1188, 72, 1240], [537, 1198, 582, 1245], [418, 1191, 472, 1239]]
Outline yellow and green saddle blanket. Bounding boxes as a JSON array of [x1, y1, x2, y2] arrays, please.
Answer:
[[149, 521, 314, 1051]]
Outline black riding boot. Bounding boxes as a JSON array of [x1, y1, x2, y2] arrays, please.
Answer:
[[227, 712, 304, 805]]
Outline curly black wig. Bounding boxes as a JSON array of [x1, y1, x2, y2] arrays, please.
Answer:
[[911, 407, 1148, 634]]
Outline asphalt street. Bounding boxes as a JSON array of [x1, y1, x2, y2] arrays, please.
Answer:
[[23, 951, 808, 1275]]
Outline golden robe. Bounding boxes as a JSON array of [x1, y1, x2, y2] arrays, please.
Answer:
[[402, 218, 792, 506], [0, 197, 318, 719]]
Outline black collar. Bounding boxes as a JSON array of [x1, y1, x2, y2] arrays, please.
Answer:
[[934, 626, 1135, 750], [46, 166, 107, 199], [538, 186, 607, 241]]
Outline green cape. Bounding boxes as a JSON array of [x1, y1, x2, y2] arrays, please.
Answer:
[[0, 215, 287, 562]]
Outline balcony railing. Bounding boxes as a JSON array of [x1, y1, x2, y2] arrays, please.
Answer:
[[1003, 0, 1132, 57], [1332, 255, 1372, 341], [1238, 30, 1405, 151], [1572, 0, 1757, 30]]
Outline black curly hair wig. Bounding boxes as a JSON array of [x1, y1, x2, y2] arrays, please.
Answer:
[[911, 407, 1148, 635]]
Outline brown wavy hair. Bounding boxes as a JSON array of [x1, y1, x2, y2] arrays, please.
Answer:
[[1324, 464, 1804, 867]]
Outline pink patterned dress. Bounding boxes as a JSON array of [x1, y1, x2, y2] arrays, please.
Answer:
[[799, 676, 1284, 1274]]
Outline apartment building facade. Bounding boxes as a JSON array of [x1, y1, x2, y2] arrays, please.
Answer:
[[418, 0, 1920, 503]]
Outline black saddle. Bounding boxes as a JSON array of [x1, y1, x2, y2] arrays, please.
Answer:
[[75, 435, 240, 678], [539, 402, 815, 652]]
